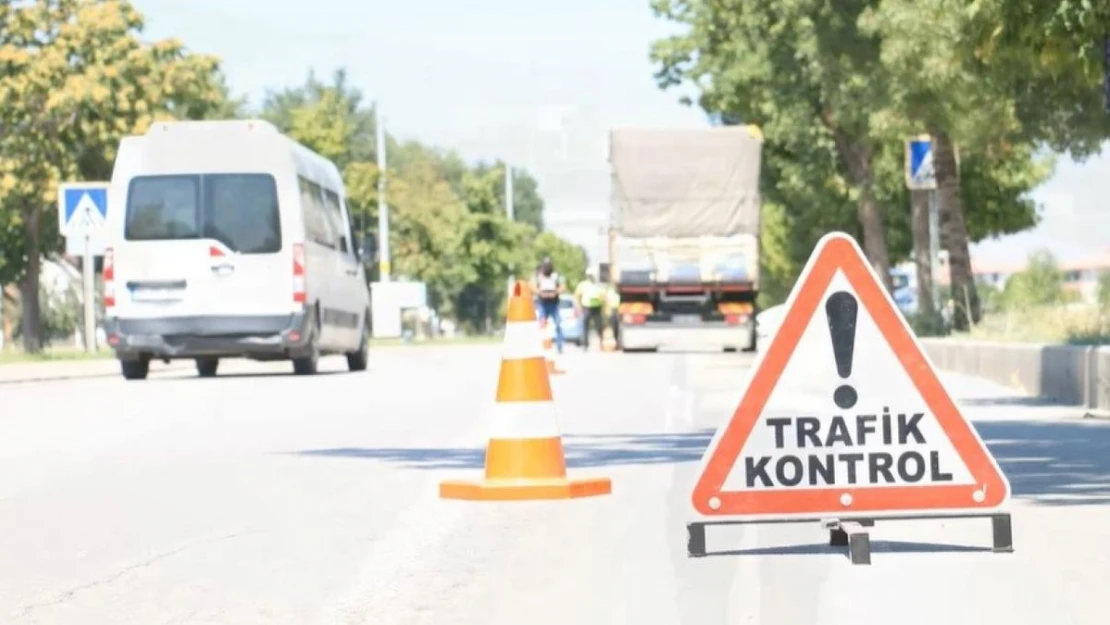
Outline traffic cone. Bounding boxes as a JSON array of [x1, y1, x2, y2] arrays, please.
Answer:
[[439, 281, 611, 501], [541, 316, 565, 375]]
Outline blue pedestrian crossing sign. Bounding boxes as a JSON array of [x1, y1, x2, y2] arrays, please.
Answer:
[[57, 182, 110, 237], [905, 135, 936, 190]]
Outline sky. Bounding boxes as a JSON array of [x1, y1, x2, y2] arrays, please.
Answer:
[[133, 0, 1110, 268]]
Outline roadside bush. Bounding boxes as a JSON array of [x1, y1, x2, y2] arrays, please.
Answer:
[[8, 283, 83, 346]]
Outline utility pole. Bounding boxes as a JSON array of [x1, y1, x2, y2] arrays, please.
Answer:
[[376, 103, 391, 282], [505, 162, 515, 296], [504, 163, 514, 220]]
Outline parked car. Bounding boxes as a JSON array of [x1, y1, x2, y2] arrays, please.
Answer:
[[533, 294, 583, 346], [558, 294, 583, 346]]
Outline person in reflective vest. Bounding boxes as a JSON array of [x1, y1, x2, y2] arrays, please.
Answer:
[[531, 257, 566, 353], [574, 268, 606, 350]]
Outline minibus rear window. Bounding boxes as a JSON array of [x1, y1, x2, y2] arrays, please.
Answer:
[[125, 174, 282, 254]]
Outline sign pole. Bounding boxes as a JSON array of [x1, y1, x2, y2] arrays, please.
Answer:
[[82, 229, 96, 352], [927, 188, 941, 312], [505, 163, 514, 220], [58, 181, 110, 352], [505, 161, 515, 298], [376, 103, 391, 282]]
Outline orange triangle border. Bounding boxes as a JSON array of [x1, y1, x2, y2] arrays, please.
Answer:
[[691, 233, 1010, 518]]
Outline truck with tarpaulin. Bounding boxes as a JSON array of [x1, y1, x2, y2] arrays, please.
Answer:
[[607, 126, 763, 352]]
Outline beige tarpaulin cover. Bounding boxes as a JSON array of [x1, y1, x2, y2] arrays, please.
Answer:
[[608, 127, 762, 238]]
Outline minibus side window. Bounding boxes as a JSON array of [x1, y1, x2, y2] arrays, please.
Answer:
[[204, 174, 281, 254]]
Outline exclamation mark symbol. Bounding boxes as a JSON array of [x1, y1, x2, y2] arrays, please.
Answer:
[[825, 291, 859, 410]]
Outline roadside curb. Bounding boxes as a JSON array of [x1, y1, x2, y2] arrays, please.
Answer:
[[0, 360, 190, 385]]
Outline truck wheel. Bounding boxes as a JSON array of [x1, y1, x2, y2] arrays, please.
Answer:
[[120, 357, 150, 381]]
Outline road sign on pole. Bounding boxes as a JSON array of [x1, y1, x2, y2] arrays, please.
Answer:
[[904, 135, 936, 191], [59, 182, 109, 238], [905, 136, 941, 308], [57, 182, 110, 353]]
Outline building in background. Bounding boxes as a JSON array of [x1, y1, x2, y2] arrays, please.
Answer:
[[933, 249, 1110, 304]]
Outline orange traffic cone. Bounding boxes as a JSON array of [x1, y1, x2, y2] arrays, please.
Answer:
[[439, 281, 611, 501], [541, 316, 565, 375]]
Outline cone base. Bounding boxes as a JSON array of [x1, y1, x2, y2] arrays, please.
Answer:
[[439, 476, 611, 501]]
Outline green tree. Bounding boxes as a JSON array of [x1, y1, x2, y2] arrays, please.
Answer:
[[456, 215, 534, 333], [651, 0, 897, 292], [650, 0, 1066, 327], [457, 162, 545, 230], [387, 155, 476, 317], [531, 231, 588, 287], [508, 167, 545, 231], [1001, 250, 1065, 309], [755, 201, 800, 310], [861, 0, 1110, 330], [260, 68, 376, 171], [0, 0, 229, 351], [259, 67, 577, 330], [1098, 273, 1110, 310]]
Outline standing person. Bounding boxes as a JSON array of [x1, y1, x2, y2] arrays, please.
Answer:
[[532, 257, 566, 354], [574, 268, 606, 350], [605, 282, 621, 346]]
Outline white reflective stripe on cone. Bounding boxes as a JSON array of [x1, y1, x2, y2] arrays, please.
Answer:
[[487, 400, 562, 439], [503, 320, 545, 361]]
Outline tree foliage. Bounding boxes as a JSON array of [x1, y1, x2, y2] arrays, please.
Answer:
[[260, 70, 579, 332], [0, 0, 229, 350], [650, 0, 1095, 322], [0, 2, 582, 346], [1000, 250, 1066, 309]]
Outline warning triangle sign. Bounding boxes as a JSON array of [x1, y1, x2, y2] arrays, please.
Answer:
[[692, 232, 1009, 519]]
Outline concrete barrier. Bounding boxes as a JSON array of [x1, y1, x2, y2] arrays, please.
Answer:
[[919, 338, 1110, 412]]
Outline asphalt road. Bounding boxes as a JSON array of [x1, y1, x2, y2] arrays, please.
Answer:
[[1, 345, 1107, 624]]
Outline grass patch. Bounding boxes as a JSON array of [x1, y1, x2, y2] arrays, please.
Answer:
[[369, 334, 503, 348], [0, 334, 502, 364], [959, 305, 1110, 346], [0, 347, 115, 365]]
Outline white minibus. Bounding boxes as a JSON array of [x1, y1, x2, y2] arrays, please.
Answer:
[[102, 119, 372, 379]]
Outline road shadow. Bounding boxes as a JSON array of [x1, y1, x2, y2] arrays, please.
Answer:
[[155, 370, 348, 381], [977, 418, 1110, 505], [296, 416, 1110, 506], [706, 540, 991, 559], [293, 429, 716, 469]]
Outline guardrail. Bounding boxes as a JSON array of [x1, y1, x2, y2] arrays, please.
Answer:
[[919, 338, 1110, 414]]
